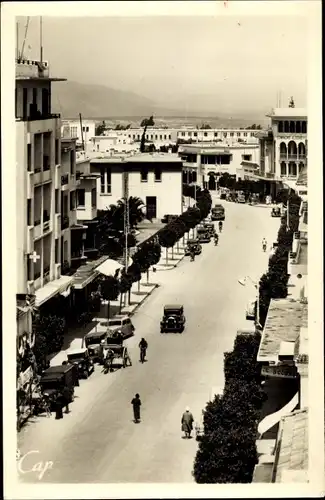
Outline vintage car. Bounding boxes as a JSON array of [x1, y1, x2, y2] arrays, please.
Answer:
[[101, 340, 129, 370], [99, 315, 135, 339], [82, 330, 109, 361], [184, 239, 202, 256], [160, 304, 185, 333], [211, 204, 225, 221], [236, 191, 246, 203], [271, 206, 281, 217], [67, 347, 94, 379], [203, 222, 216, 237], [39, 364, 76, 409], [197, 227, 211, 243]]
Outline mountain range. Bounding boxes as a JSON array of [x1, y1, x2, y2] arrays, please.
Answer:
[[51, 81, 268, 125]]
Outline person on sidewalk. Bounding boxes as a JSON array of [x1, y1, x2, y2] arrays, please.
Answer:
[[54, 392, 63, 420], [62, 385, 71, 414], [131, 393, 141, 423], [262, 237, 267, 252], [181, 407, 194, 439]]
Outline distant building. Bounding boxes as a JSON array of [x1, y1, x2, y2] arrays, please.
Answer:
[[178, 142, 260, 188], [90, 153, 183, 220], [61, 119, 96, 147]]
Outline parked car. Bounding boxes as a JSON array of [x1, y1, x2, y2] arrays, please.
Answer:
[[161, 214, 178, 224], [39, 364, 76, 410], [271, 207, 281, 217], [66, 347, 94, 379], [82, 331, 110, 361], [211, 204, 225, 221], [184, 239, 202, 256], [202, 222, 216, 237], [197, 227, 211, 243], [236, 191, 246, 203], [160, 304, 185, 333], [245, 299, 256, 320], [100, 315, 135, 339]]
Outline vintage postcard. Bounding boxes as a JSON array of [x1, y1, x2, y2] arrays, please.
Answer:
[[2, 1, 323, 498]]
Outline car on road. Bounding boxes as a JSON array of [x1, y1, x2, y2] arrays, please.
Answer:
[[39, 364, 76, 410], [67, 347, 95, 379], [184, 239, 202, 256], [160, 304, 185, 333], [161, 214, 179, 224], [82, 331, 110, 361], [236, 191, 246, 203], [100, 315, 135, 339], [102, 342, 130, 370], [245, 299, 256, 320], [211, 204, 225, 221], [197, 227, 211, 243], [271, 206, 281, 217]]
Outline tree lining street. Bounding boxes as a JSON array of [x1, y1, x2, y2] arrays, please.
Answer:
[[18, 199, 279, 484]]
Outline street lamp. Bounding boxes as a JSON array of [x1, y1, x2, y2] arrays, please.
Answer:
[[238, 275, 262, 329]]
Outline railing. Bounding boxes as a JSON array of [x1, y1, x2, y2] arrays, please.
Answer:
[[43, 265, 50, 275], [43, 220, 50, 232], [17, 113, 61, 122], [288, 154, 298, 160], [34, 167, 42, 173], [61, 216, 69, 230], [61, 174, 69, 185], [34, 271, 41, 280], [34, 219, 41, 226]]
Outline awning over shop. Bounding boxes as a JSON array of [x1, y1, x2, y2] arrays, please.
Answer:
[[96, 259, 123, 277], [257, 392, 299, 437], [35, 275, 74, 307], [72, 255, 108, 290]]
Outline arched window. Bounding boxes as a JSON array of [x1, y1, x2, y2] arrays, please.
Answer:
[[289, 121, 295, 133], [289, 162, 297, 176], [296, 121, 301, 133], [298, 142, 306, 157], [280, 162, 287, 176], [302, 121, 307, 133], [284, 121, 289, 133], [299, 162, 304, 173], [279, 142, 287, 157], [288, 140, 297, 157], [278, 121, 284, 133]]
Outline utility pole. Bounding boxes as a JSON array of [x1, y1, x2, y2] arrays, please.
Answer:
[[123, 170, 130, 305], [79, 113, 85, 151], [40, 16, 43, 63]]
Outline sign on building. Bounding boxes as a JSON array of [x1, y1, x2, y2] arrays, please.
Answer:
[[261, 365, 298, 379]]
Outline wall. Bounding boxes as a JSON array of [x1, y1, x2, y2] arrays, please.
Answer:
[[16, 121, 28, 293]]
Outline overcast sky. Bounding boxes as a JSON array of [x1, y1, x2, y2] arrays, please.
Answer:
[[17, 15, 308, 113]]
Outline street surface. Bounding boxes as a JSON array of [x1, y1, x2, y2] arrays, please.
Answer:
[[18, 199, 279, 483]]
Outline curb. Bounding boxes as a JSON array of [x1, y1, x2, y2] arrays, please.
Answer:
[[155, 253, 186, 271], [122, 283, 159, 317]]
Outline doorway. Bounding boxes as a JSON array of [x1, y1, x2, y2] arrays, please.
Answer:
[[208, 174, 217, 190], [146, 196, 157, 220]]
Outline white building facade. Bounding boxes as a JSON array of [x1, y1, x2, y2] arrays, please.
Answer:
[[89, 153, 183, 220], [61, 119, 96, 147]]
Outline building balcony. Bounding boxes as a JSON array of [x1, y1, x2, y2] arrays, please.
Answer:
[[43, 155, 50, 171], [54, 263, 61, 279], [288, 155, 298, 160], [61, 215, 70, 230], [33, 220, 42, 239], [43, 265, 51, 285], [43, 219, 51, 233], [27, 226, 34, 253], [27, 172, 33, 198]]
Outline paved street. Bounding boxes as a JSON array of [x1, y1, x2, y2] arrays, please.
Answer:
[[18, 200, 279, 484]]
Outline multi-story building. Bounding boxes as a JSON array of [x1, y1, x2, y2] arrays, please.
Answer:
[[90, 153, 183, 220], [177, 127, 258, 144], [178, 141, 260, 188], [61, 119, 96, 147], [16, 59, 75, 312]]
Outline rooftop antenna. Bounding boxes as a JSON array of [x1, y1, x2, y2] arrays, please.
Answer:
[[20, 16, 30, 60], [16, 21, 19, 60], [40, 16, 43, 63]]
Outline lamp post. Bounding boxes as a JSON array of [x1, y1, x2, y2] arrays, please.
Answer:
[[238, 275, 262, 329]]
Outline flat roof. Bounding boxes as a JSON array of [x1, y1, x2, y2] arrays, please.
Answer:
[[257, 298, 308, 362], [273, 408, 308, 483], [267, 107, 307, 119], [127, 153, 182, 163]]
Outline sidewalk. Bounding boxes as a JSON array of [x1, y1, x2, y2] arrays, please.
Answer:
[[155, 246, 186, 271]]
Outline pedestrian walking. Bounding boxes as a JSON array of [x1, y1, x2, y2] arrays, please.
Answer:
[[181, 407, 194, 438], [62, 385, 71, 414], [125, 348, 132, 366], [54, 393, 63, 420], [131, 393, 141, 423]]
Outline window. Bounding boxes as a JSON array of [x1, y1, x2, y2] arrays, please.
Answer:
[[243, 132, 248, 137], [27, 144, 32, 171], [27, 199, 32, 226], [70, 150, 75, 175], [42, 88, 49, 115], [55, 139, 60, 164], [214, 132, 218, 137], [55, 189, 60, 213], [230, 132, 234, 137], [237, 132, 240, 136], [55, 239, 59, 263], [91, 188, 96, 207], [23, 88, 28, 119], [155, 135, 158, 140], [194, 132, 197, 137], [223, 133, 227, 138], [105, 167, 111, 193], [164, 135, 167, 140], [188, 132, 192, 137], [242, 154, 252, 161], [280, 162, 287, 176], [77, 189, 85, 207], [289, 162, 297, 176], [204, 132, 208, 137], [182, 132, 185, 137], [70, 191, 76, 210], [86, 126, 89, 132], [169, 135, 171, 140], [100, 170, 105, 193], [159, 135, 162, 140], [141, 168, 148, 182], [32, 88, 37, 106], [154, 167, 162, 182]]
